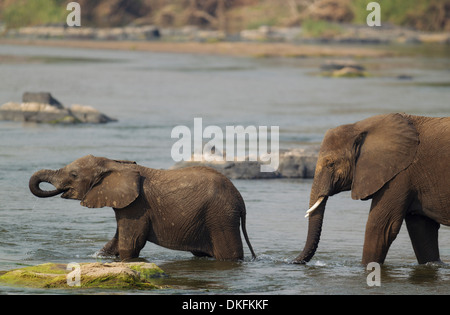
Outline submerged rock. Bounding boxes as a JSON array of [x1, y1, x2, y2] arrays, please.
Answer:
[[6, 25, 161, 41], [172, 159, 282, 179], [0, 92, 116, 124], [171, 146, 319, 179], [0, 262, 167, 290], [277, 147, 319, 178], [69, 104, 117, 124], [22, 92, 64, 108], [320, 60, 367, 78]]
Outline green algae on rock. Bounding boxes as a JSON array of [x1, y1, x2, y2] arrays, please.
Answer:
[[0, 262, 167, 290], [0, 92, 117, 124]]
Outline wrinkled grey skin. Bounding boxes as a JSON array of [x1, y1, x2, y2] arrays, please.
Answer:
[[295, 113, 450, 265], [30, 155, 256, 261]]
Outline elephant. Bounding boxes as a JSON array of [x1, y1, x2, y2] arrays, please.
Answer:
[[29, 155, 256, 261], [294, 113, 450, 265]]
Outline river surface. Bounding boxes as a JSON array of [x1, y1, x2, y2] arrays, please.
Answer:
[[0, 43, 449, 295]]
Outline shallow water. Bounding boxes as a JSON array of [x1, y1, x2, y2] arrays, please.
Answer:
[[0, 43, 449, 295]]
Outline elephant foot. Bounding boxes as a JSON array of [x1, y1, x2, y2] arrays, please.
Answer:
[[97, 237, 120, 258], [96, 242, 119, 258]]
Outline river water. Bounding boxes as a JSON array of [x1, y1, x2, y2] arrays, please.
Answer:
[[0, 43, 449, 295]]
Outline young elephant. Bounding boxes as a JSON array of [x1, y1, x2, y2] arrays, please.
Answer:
[[29, 155, 256, 261]]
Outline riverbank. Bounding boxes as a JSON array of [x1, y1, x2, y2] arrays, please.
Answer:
[[0, 38, 397, 58]]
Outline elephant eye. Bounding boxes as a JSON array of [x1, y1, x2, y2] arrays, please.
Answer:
[[70, 171, 78, 179], [327, 161, 335, 168]]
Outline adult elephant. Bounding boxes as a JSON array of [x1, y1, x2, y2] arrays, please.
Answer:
[[29, 155, 256, 261], [294, 113, 450, 265]]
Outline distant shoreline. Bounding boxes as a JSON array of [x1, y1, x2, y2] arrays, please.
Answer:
[[0, 38, 394, 58]]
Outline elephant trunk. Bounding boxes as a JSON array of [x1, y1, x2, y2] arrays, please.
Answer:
[[293, 182, 328, 264], [29, 169, 64, 198]]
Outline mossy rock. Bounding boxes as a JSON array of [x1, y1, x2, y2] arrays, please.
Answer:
[[0, 262, 167, 290], [320, 67, 368, 78], [48, 115, 82, 124]]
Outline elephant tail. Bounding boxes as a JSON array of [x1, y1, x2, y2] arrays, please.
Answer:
[[241, 210, 256, 260]]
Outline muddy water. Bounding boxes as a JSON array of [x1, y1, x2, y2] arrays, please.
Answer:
[[0, 44, 449, 294]]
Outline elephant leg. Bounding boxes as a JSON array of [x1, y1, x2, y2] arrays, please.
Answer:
[[117, 225, 148, 261], [362, 175, 410, 265], [113, 205, 149, 261], [98, 229, 119, 257], [211, 228, 244, 260], [405, 213, 441, 264]]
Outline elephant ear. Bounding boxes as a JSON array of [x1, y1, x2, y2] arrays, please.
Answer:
[[81, 169, 141, 209], [351, 113, 419, 200]]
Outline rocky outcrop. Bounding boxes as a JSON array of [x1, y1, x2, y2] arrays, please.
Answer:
[[5, 23, 450, 44], [0, 92, 116, 124], [239, 24, 450, 45], [320, 60, 367, 77], [171, 146, 319, 179], [0, 262, 167, 290], [6, 25, 161, 41], [69, 104, 117, 124], [22, 92, 63, 108], [277, 147, 319, 178]]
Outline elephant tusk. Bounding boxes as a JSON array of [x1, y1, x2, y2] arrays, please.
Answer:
[[305, 196, 325, 218]]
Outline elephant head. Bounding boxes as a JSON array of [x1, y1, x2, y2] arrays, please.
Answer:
[[294, 113, 419, 263], [29, 155, 140, 209]]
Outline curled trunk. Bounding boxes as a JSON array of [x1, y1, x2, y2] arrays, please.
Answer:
[[293, 183, 328, 264], [29, 169, 63, 198]]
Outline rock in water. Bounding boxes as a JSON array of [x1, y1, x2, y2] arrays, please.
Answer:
[[0, 262, 167, 290], [69, 104, 117, 124], [171, 147, 319, 179], [277, 147, 318, 178], [320, 60, 367, 78], [0, 92, 116, 124], [22, 92, 64, 109], [0, 102, 76, 123]]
